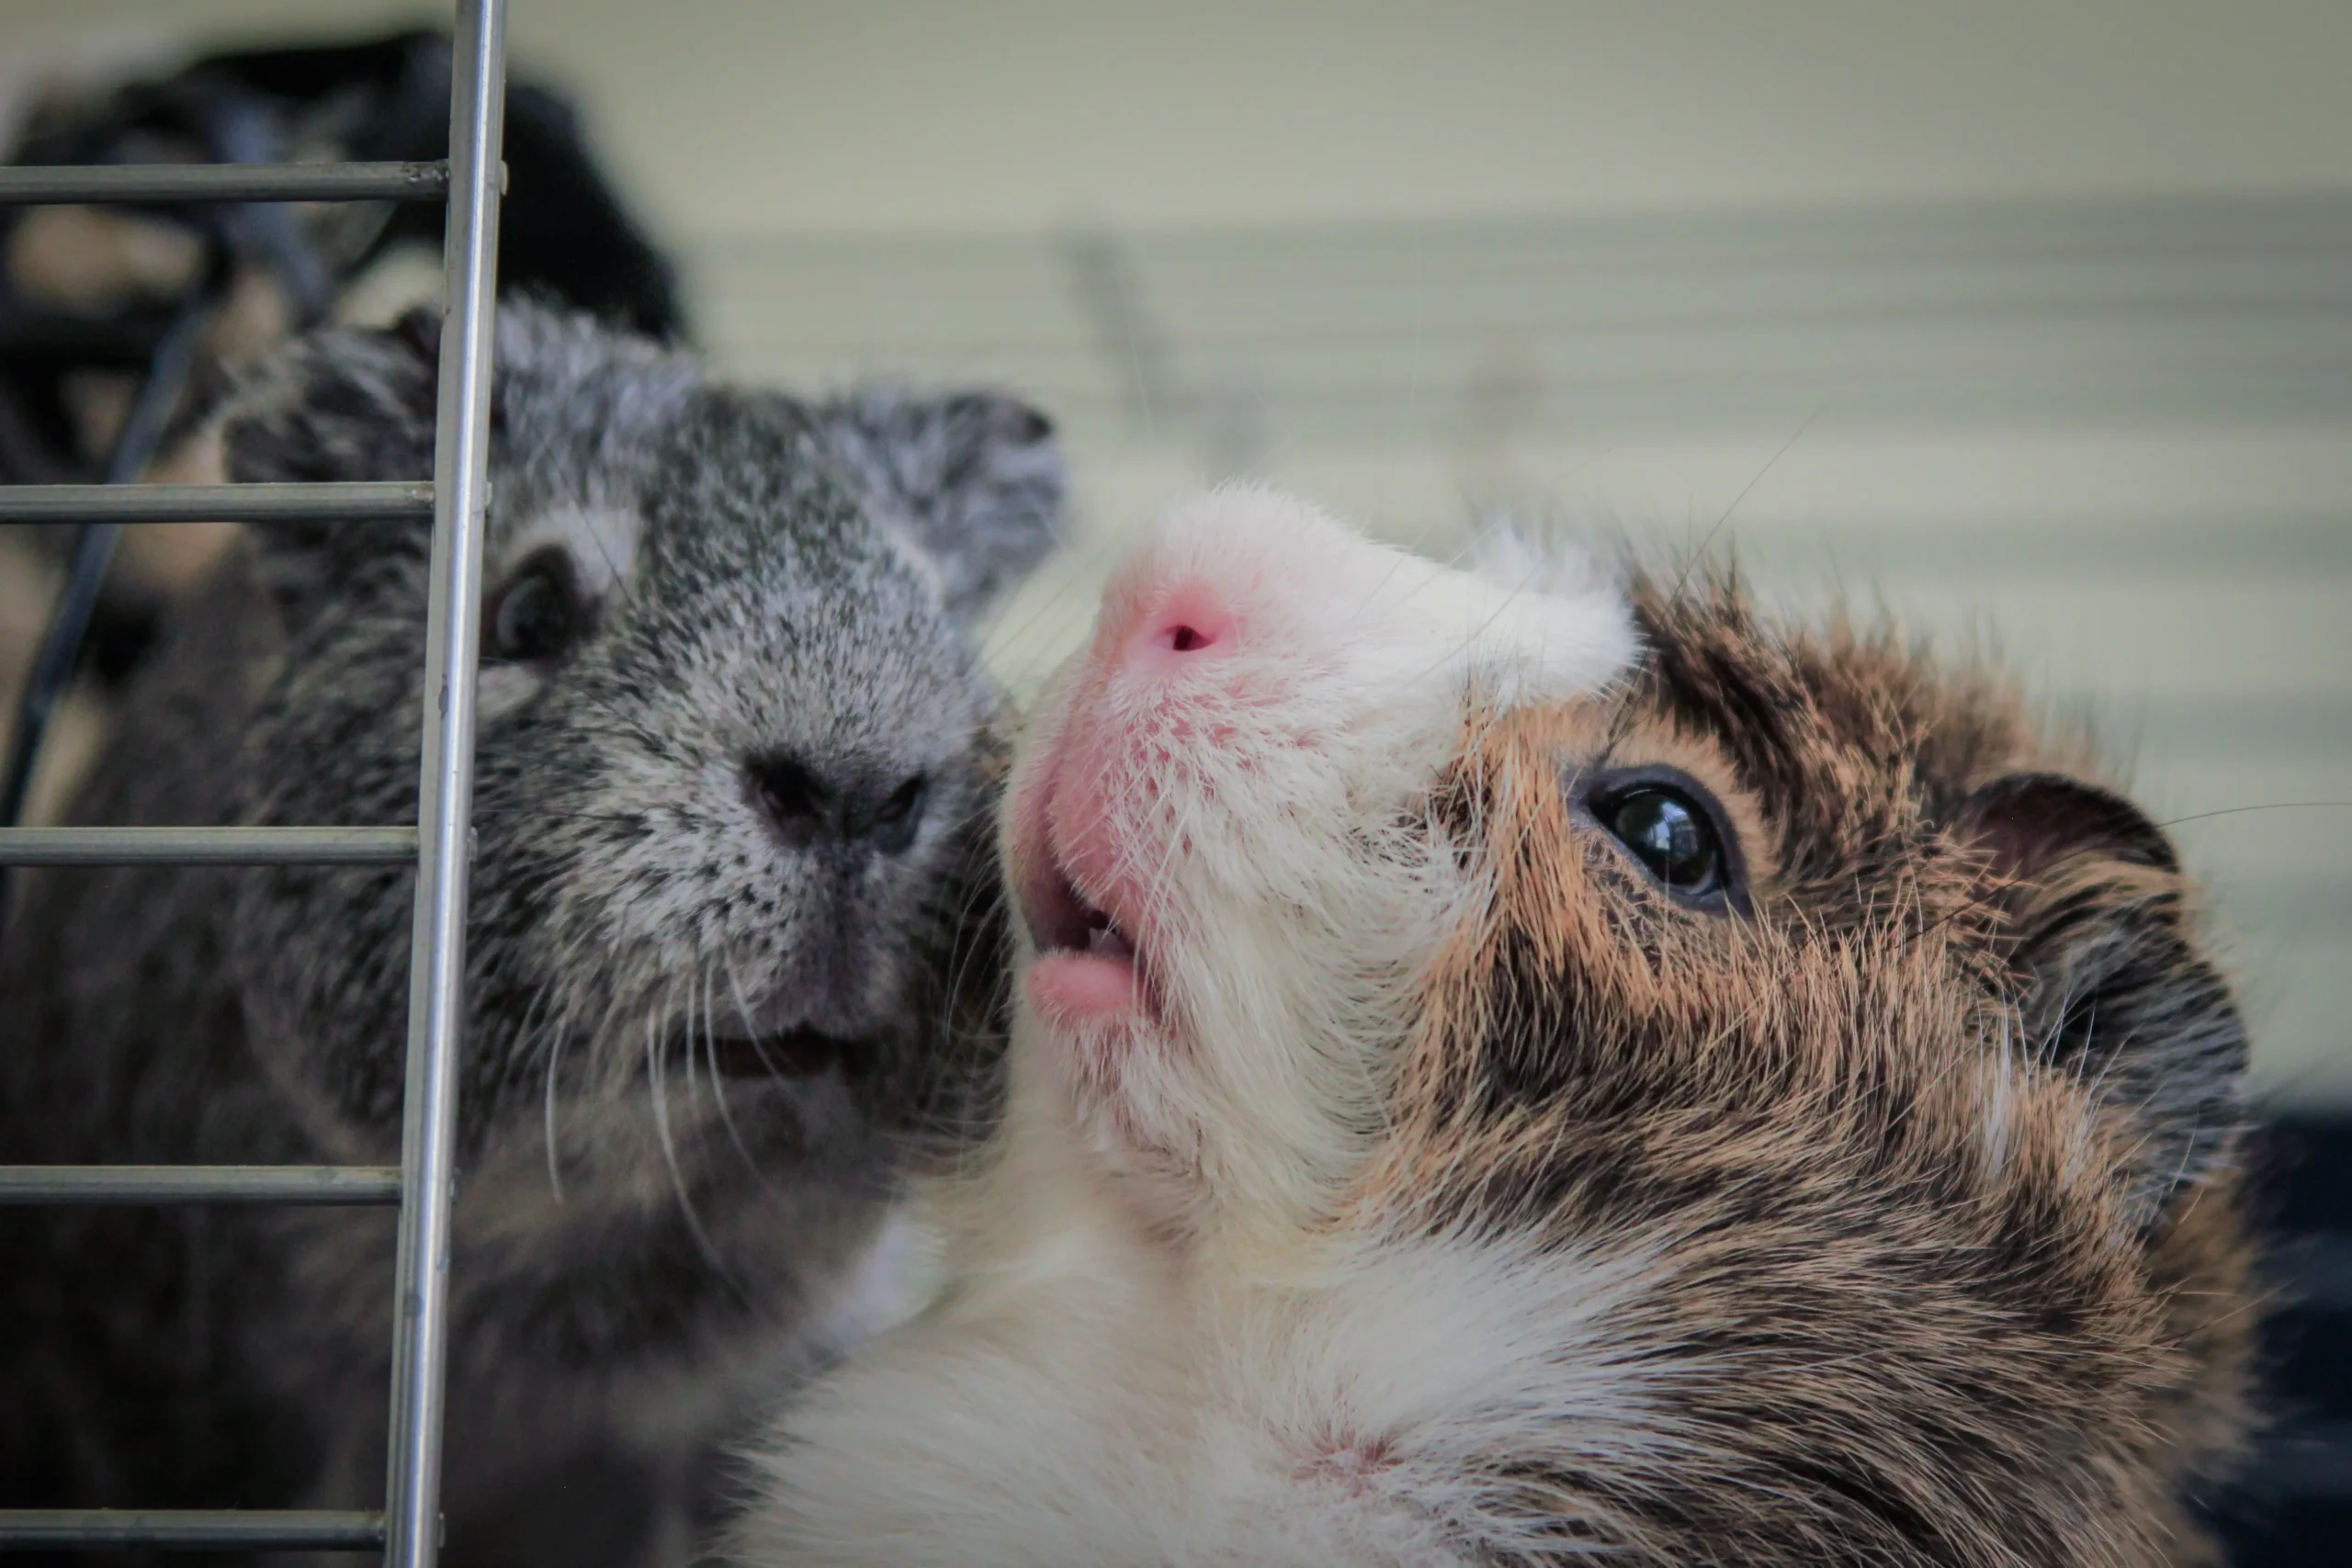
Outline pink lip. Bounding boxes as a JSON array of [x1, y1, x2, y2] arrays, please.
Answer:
[[1012, 739, 1154, 1029], [1027, 943, 1145, 1030]]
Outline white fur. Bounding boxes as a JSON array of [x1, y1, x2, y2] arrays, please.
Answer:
[[1012, 485, 1635, 1233], [519, 501, 644, 598], [806, 1201, 949, 1355], [737, 1207, 1686, 1566], [733, 486, 1650, 1565]]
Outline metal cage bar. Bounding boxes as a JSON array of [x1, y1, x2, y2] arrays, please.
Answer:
[[0, 162, 447, 205], [0, 1513, 385, 1551], [380, 6, 503, 1567], [0, 0, 503, 1557], [0, 481, 434, 525], [0, 827, 418, 865], [0, 1167, 401, 1205]]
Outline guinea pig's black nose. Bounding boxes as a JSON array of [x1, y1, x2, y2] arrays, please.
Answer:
[[745, 752, 928, 856]]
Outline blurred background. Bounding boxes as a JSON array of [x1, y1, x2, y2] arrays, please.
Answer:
[[2, 0, 2346, 1554]]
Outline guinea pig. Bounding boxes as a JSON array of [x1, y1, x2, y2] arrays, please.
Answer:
[[0, 303, 1058, 1568], [729, 485, 2258, 1568]]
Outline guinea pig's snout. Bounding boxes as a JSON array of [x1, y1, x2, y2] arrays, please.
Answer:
[[745, 751, 929, 856]]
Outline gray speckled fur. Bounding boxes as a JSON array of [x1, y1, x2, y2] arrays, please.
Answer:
[[0, 305, 1060, 1568]]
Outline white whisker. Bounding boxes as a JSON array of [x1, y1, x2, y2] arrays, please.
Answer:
[[647, 983, 727, 1272]]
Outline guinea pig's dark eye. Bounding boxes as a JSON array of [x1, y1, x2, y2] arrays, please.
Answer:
[[1583, 768, 1745, 912], [484, 549, 587, 663]]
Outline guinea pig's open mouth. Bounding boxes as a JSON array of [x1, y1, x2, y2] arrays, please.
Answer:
[[1022, 859, 1149, 1024], [1028, 863, 1137, 963], [655, 1022, 859, 1081]]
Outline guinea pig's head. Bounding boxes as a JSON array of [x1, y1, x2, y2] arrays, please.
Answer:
[[218, 305, 1057, 1250], [1008, 487, 1639, 1224], [1009, 485, 2255, 1557]]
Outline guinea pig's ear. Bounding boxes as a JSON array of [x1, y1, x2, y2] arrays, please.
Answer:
[[1958, 773, 2248, 1224], [220, 309, 444, 629], [814, 388, 1063, 624], [223, 306, 443, 485]]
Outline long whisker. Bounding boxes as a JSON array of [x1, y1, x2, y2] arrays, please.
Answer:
[[678, 966, 706, 1132], [512, 984, 560, 1201], [2156, 800, 2352, 829], [1666, 406, 1822, 615], [937, 862, 1012, 1040], [704, 961, 764, 1174], [647, 984, 729, 1274], [717, 945, 808, 1090]]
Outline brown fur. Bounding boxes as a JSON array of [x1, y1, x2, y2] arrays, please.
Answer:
[[730, 517, 2259, 1568], [1355, 572, 2257, 1565]]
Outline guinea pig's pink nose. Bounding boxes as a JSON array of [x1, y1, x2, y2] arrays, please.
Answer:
[[1116, 585, 1236, 674]]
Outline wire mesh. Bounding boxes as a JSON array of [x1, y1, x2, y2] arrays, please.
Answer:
[[0, 0, 504, 1559], [0, 163, 449, 205], [0, 1168, 401, 1205], [0, 483, 435, 525]]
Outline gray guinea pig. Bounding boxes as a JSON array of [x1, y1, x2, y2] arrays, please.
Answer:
[[0, 302, 1061, 1568]]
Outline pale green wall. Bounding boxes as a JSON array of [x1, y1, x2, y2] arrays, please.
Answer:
[[4, 2, 2347, 1102], [5, 1, 2350, 239]]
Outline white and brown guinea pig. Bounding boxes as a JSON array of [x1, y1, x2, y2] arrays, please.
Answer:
[[728, 485, 2258, 1567]]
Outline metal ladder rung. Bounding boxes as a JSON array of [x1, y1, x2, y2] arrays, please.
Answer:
[[0, 161, 447, 206], [0, 828, 419, 866], [0, 1510, 384, 1552], [0, 1166, 401, 1206], [0, 7, 502, 1562], [0, 481, 434, 525]]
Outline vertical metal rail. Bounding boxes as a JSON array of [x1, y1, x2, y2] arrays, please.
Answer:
[[0, 1, 502, 1556], [381, 4, 503, 1567]]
